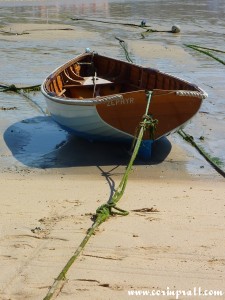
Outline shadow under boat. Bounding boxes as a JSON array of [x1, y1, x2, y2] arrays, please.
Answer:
[[4, 116, 172, 169]]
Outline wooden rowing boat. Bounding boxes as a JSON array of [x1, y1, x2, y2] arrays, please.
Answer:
[[41, 51, 207, 149]]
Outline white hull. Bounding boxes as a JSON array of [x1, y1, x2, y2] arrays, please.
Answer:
[[45, 97, 133, 142]]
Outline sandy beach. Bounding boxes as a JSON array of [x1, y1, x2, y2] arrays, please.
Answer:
[[1, 1, 225, 299], [0, 168, 224, 299]]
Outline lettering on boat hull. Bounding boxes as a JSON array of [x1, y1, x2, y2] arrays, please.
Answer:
[[106, 97, 135, 106]]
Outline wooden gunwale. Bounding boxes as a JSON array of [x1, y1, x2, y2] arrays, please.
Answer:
[[41, 52, 207, 141], [43, 52, 204, 100]]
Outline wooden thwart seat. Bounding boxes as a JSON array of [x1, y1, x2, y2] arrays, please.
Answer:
[[58, 89, 66, 96], [62, 70, 85, 85]]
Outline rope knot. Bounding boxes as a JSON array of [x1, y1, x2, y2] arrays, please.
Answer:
[[95, 201, 129, 224], [95, 204, 111, 222], [2, 84, 18, 92], [140, 113, 158, 140], [142, 114, 151, 121]]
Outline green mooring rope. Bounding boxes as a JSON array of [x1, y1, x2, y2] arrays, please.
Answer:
[[71, 17, 150, 29], [185, 44, 225, 65], [115, 37, 134, 63], [43, 92, 157, 300], [0, 83, 45, 115], [0, 83, 41, 93], [178, 129, 225, 178]]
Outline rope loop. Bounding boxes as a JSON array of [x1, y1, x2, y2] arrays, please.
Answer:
[[95, 201, 129, 225], [0, 83, 41, 93], [0, 84, 17, 92]]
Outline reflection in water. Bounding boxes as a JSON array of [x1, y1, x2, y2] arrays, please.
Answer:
[[0, 0, 110, 21], [1, 0, 224, 32]]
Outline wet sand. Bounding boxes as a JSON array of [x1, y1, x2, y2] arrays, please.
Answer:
[[0, 1, 225, 299]]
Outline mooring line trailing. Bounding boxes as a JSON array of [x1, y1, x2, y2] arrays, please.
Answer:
[[43, 91, 157, 300], [185, 44, 225, 65], [0, 83, 45, 115], [178, 129, 225, 178]]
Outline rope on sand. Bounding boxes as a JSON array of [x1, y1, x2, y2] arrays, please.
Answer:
[[71, 17, 150, 28], [178, 129, 225, 178], [0, 28, 74, 36], [115, 37, 133, 63], [0, 83, 41, 93], [0, 30, 29, 36], [43, 92, 157, 300], [141, 25, 181, 38], [0, 83, 45, 115], [185, 44, 225, 65]]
